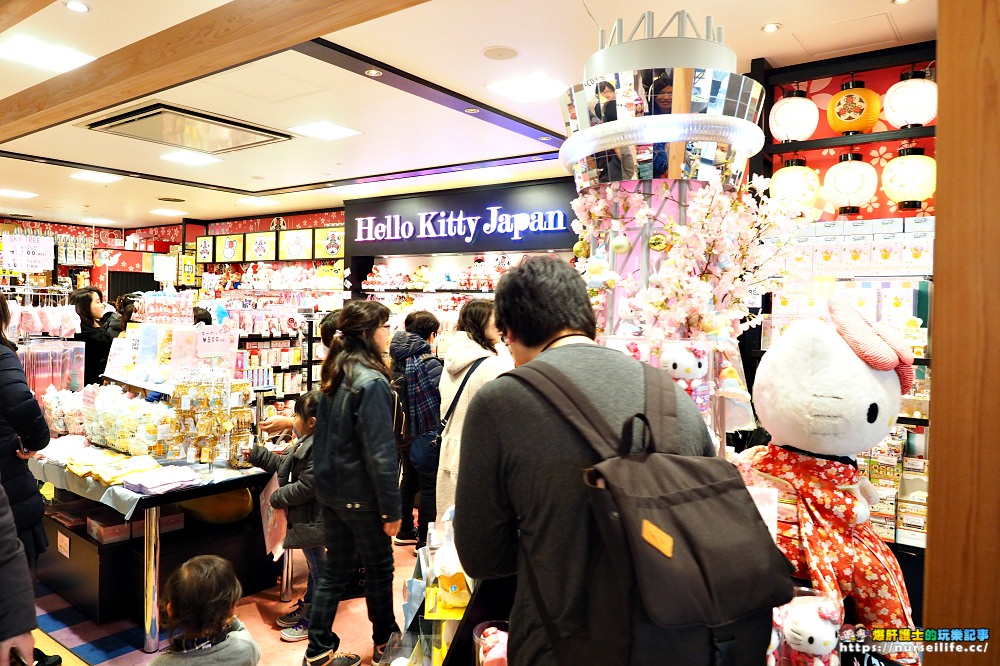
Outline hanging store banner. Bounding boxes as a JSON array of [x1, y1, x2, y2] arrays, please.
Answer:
[[345, 179, 578, 255]]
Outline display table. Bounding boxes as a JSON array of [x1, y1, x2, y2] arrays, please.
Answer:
[[29, 457, 269, 652]]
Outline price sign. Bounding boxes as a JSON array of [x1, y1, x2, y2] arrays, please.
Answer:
[[153, 254, 178, 283], [197, 325, 236, 358], [2, 234, 55, 272]]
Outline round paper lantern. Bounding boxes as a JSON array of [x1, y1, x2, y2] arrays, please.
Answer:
[[882, 147, 936, 210], [769, 157, 821, 209], [884, 71, 938, 129], [827, 81, 881, 135], [769, 89, 819, 142], [823, 152, 878, 214]]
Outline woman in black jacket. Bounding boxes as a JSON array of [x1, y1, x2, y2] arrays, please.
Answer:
[[305, 301, 401, 666], [0, 297, 60, 666], [71, 286, 117, 386]]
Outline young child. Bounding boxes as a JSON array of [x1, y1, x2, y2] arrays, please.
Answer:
[[248, 390, 326, 642], [153, 555, 260, 665]]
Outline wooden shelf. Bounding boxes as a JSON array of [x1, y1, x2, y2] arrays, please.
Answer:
[[765, 125, 936, 156]]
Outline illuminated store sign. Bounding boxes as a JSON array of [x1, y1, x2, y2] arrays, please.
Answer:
[[345, 179, 577, 255]]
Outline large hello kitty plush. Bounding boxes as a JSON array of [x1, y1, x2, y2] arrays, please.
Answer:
[[736, 293, 914, 645]]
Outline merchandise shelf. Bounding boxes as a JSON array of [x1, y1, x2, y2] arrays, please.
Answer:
[[764, 125, 936, 155]]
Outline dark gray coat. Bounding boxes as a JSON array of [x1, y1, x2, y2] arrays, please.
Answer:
[[248, 434, 324, 549]]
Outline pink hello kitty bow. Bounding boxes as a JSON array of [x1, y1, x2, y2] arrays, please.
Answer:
[[828, 293, 914, 394]]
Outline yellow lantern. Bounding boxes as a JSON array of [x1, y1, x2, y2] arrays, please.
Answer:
[[882, 147, 936, 210], [827, 80, 881, 135], [769, 157, 821, 209]]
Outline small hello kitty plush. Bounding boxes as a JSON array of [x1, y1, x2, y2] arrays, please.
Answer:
[[777, 595, 841, 666]]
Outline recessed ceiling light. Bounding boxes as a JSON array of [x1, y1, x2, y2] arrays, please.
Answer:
[[64, 1, 91, 12], [150, 208, 189, 217], [538, 136, 552, 141], [364, 69, 383, 77], [71, 171, 122, 183], [251, 175, 266, 180], [158, 197, 186, 202], [0, 189, 38, 199], [289, 121, 361, 141], [0, 35, 95, 73], [483, 46, 519, 61], [161, 151, 221, 166], [237, 197, 278, 206], [530, 156, 544, 161], [83, 217, 116, 225], [761, 22, 783, 33], [464, 108, 480, 114], [891, 0, 912, 3], [487, 72, 568, 102]]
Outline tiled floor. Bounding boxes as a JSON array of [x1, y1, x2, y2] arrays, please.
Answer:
[[37, 545, 418, 666]]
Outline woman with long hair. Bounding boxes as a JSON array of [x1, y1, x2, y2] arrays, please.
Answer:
[[435, 299, 513, 519], [70, 286, 117, 386], [0, 298, 60, 666], [305, 301, 401, 666]]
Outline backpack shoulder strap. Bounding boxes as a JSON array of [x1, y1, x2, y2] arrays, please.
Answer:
[[642, 363, 682, 455], [506, 361, 619, 460]]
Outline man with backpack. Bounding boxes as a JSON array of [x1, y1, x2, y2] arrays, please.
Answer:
[[454, 257, 792, 665], [389, 310, 443, 553]]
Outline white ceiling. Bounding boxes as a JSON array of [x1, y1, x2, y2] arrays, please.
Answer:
[[0, 0, 936, 230]]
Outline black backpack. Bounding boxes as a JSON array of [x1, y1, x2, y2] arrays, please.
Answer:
[[508, 361, 793, 666], [390, 352, 437, 447]]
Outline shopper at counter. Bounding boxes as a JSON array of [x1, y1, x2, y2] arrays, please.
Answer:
[[454, 257, 714, 665], [70, 287, 117, 386], [307, 301, 401, 666], [0, 299, 59, 666], [435, 299, 513, 520], [388, 310, 442, 552]]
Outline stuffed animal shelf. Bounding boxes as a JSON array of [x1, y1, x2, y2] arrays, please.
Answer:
[[736, 293, 915, 654]]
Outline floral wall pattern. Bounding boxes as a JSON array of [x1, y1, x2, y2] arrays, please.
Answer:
[[129, 224, 183, 244], [770, 64, 936, 220]]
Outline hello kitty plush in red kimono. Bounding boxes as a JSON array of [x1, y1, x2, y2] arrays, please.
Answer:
[[736, 293, 916, 662]]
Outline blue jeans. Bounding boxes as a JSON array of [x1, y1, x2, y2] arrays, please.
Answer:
[[301, 545, 327, 605], [306, 507, 400, 656]]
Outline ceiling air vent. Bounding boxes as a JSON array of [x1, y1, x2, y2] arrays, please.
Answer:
[[86, 102, 292, 154]]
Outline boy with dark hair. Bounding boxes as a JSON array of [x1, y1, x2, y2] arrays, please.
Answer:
[[388, 310, 442, 552], [193, 307, 213, 325], [455, 257, 715, 665]]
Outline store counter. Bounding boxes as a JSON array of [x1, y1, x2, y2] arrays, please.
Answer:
[[29, 457, 269, 653]]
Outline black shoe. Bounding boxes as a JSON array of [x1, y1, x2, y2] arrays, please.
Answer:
[[392, 530, 418, 546], [372, 641, 388, 664], [34, 648, 62, 666]]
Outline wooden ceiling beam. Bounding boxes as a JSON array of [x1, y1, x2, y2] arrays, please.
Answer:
[[0, 0, 53, 34], [0, 0, 429, 144]]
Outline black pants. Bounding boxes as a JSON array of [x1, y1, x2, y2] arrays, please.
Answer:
[[398, 447, 419, 534], [306, 507, 400, 656], [416, 469, 436, 547]]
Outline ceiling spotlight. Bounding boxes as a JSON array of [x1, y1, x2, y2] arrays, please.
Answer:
[[364, 69, 383, 77], [464, 108, 480, 114], [891, 0, 912, 4], [761, 22, 783, 33], [538, 136, 552, 141], [64, 1, 91, 12]]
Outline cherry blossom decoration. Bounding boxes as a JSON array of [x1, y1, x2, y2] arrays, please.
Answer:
[[570, 170, 805, 341]]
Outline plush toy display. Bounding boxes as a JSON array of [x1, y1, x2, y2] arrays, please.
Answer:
[[737, 293, 914, 641], [661, 342, 711, 414], [775, 594, 841, 666]]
